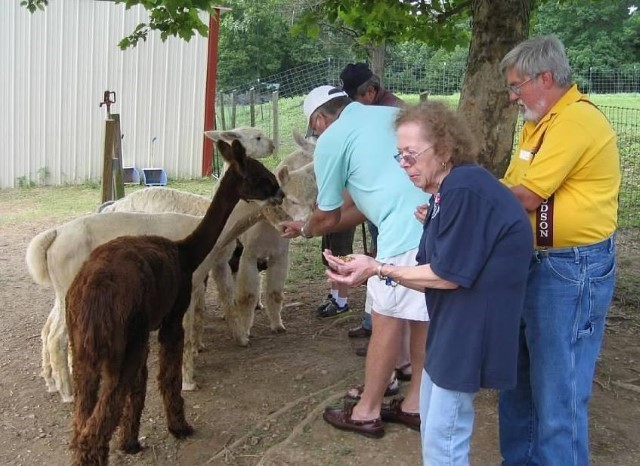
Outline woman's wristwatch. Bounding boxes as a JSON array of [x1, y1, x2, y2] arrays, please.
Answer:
[[300, 224, 313, 239]]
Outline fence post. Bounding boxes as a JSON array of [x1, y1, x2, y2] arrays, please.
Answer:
[[111, 114, 124, 200], [442, 62, 447, 94], [101, 120, 114, 202], [218, 93, 226, 130], [231, 91, 237, 128], [249, 87, 256, 127], [272, 90, 279, 152], [101, 113, 124, 203], [589, 66, 593, 95]]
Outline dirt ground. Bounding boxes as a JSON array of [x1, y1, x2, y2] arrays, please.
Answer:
[[1, 215, 639, 466]]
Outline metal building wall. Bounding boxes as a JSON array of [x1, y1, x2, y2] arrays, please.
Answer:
[[1, 0, 208, 189]]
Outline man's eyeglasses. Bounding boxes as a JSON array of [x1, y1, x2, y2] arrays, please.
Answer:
[[508, 74, 538, 96], [393, 145, 434, 165]]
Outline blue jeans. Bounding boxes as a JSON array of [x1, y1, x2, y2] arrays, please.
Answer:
[[420, 370, 477, 466], [362, 310, 372, 331], [499, 236, 616, 466]]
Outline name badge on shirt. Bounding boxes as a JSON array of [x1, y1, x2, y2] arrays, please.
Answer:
[[519, 149, 532, 161]]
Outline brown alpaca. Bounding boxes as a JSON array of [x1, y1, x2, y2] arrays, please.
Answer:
[[65, 140, 283, 466]]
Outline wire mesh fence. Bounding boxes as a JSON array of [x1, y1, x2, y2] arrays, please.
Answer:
[[218, 59, 640, 102], [215, 60, 639, 231]]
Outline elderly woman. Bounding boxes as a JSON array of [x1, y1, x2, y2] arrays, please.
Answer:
[[324, 101, 533, 465]]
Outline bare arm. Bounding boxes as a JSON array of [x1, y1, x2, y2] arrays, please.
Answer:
[[511, 185, 544, 212], [280, 190, 365, 238], [323, 250, 458, 291], [378, 262, 459, 291]]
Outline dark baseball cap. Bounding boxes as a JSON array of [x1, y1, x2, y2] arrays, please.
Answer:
[[340, 63, 373, 98]]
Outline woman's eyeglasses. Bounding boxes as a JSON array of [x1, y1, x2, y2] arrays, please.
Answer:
[[393, 145, 434, 165]]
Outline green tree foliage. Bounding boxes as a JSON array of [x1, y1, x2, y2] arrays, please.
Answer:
[[533, 0, 638, 68], [116, 0, 214, 49], [216, 0, 354, 90], [295, 0, 472, 51]]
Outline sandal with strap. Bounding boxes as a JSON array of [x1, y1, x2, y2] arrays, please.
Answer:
[[380, 396, 421, 431], [345, 375, 399, 401], [395, 363, 412, 382]]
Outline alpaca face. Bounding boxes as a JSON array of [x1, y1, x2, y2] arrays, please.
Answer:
[[204, 127, 275, 159], [217, 139, 284, 206], [239, 157, 284, 205], [276, 162, 316, 222]]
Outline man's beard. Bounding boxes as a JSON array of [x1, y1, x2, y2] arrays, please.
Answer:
[[519, 98, 546, 124]]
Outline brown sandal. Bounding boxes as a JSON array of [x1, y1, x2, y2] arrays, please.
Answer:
[[395, 363, 412, 381], [380, 397, 420, 431], [345, 376, 399, 400]]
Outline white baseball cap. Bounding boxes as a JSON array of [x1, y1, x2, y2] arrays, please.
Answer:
[[303, 85, 348, 120]]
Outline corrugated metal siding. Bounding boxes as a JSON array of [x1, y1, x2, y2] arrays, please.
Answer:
[[1, 0, 208, 189]]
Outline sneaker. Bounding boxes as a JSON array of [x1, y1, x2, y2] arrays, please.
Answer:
[[317, 300, 351, 319], [348, 326, 372, 338], [316, 294, 334, 314]]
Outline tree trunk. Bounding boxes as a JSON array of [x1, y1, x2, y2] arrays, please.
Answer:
[[459, 0, 532, 177], [368, 41, 386, 87]]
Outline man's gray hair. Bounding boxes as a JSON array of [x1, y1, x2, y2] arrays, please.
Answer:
[[500, 35, 572, 87]]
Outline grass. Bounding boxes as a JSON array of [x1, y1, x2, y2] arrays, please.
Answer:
[[0, 179, 217, 226]]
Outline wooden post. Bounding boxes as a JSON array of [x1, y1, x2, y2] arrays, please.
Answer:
[[272, 90, 279, 152], [101, 114, 125, 203], [231, 91, 237, 128], [101, 119, 116, 203], [420, 91, 430, 102], [111, 114, 125, 200], [218, 93, 226, 130], [249, 88, 256, 127]]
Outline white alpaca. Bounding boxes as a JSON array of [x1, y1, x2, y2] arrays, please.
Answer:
[[26, 212, 204, 402], [32, 127, 276, 402], [216, 160, 316, 346], [32, 145, 316, 401], [104, 133, 316, 348]]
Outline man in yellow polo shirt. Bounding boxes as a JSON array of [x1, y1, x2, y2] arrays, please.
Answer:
[[499, 35, 620, 466]]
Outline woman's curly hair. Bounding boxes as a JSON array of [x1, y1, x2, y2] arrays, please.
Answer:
[[394, 101, 479, 167]]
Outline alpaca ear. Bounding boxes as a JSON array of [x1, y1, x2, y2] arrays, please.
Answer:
[[230, 139, 248, 172], [205, 129, 240, 143], [276, 165, 290, 185], [221, 130, 241, 142], [293, 129, 314, 152], [216, 140, 232, 162], [205, 130, 222, 141]]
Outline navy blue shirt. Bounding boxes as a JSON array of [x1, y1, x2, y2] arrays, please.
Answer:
[[416, 164, 533, 392]]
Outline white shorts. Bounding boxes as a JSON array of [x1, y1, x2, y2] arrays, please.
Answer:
[[365, 247, 430, 322]]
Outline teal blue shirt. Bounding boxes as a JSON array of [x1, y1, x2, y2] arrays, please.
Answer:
[[314, 102, 430, 258]]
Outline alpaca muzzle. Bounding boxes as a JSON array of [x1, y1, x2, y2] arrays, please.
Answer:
[[269, 188, 285, 205]]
